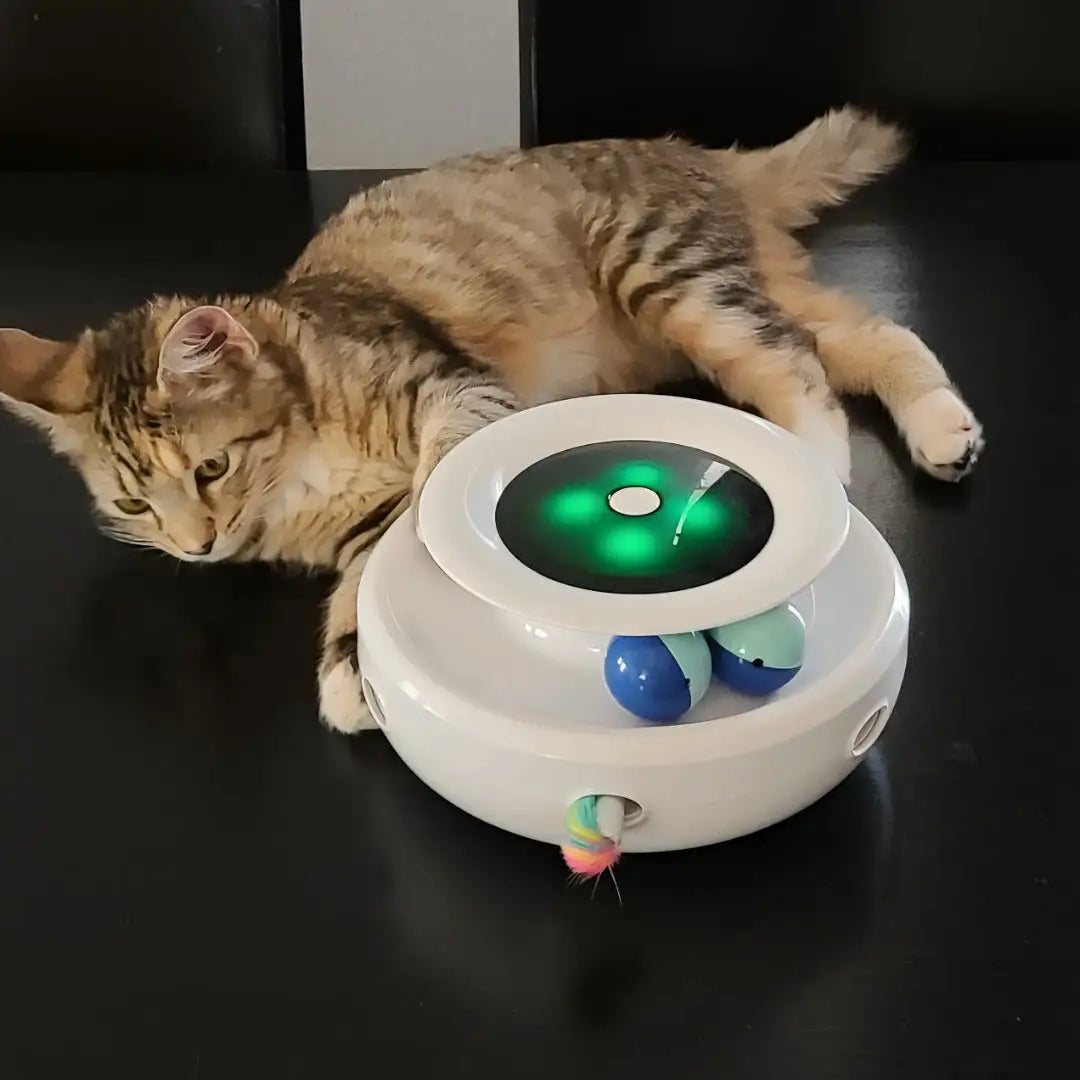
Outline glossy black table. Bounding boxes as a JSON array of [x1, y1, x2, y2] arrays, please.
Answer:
[[1, 165, 1075, 1078]]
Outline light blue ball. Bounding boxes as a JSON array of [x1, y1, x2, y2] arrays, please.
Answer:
[[604, 632, 712, 723], [707, 603, 805, 695]]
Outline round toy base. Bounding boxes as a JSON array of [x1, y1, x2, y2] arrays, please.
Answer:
[[357, 508, 908, 853]]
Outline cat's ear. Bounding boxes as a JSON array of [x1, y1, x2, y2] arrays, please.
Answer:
[[158, 306, 258, 387], [0, 327, 90, 436]]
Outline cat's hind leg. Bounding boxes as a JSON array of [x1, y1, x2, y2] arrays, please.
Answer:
[[768, 276, 983, 480], [615, 272, 853, 482]]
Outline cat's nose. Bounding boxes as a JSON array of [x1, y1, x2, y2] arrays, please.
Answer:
[[179, 532, 215, 557], [168, 518, 216, 558]]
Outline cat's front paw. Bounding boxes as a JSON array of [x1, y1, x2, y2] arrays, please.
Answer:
[[318, 656, 376, 735], [900, 387, 984, 481]]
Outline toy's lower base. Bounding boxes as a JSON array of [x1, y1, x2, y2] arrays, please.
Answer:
[[356, 508, 909, 852]]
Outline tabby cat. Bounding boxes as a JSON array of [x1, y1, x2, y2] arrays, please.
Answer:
[[0, 108, 983, 734]]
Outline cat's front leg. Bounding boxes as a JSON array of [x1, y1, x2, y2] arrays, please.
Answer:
[[317, 486, 412, 732], [318, 369, 520, 734], [318, 547, 375, 734], [410, 378, 521, 501]]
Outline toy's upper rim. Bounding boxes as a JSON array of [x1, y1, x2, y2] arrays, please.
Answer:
[[417, 395, 850, 635]]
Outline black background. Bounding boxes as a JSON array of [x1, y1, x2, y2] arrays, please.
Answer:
[[1, 3, 1078, 1076], [1, 161, 1076, 1080], [0, 1, 304, 169], [525, 0, 1080, 157]]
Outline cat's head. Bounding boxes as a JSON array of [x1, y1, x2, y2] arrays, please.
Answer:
[[0, 298, 310, 561]]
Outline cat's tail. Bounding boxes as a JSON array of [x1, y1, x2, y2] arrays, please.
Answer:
[[722, 107, 907, 227]]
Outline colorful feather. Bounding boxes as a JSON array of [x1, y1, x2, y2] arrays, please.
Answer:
[[560, 795, 622, 879]]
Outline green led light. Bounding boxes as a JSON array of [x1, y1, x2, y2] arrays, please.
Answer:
[[495, 440, 775, 594], [599, 523, 664, 571], [610, 460, 667, 490], [545, 486, 604, 527], [678, 495, 729, 538]]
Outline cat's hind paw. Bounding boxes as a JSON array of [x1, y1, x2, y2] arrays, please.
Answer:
[[900, 387, 984, 481]]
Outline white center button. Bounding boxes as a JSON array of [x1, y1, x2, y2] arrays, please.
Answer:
[[607, 485, 662, 516]]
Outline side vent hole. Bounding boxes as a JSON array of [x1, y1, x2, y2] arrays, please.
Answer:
[[851, 705, 889, 757], [362, 678, 388, 730], [620, 798, 645, 827]]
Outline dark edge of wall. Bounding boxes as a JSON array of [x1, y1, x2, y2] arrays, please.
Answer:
[[518, 0, 538, 147], [279, 0, 308, 169]]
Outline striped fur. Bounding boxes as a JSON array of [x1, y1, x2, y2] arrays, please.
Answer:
[[0, 107, 983, 733]]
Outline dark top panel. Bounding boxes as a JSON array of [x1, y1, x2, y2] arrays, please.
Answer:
[[0, 0, 300, 169], [527, 0, 1080, 158], [496, 441, 774, 594]]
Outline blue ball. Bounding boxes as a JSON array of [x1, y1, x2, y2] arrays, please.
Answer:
[[706, 604, 805, 696], [709, 646, 800, 695], [604, 632, 712, 723]]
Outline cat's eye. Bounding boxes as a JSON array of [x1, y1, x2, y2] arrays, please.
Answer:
[[114, 497, 149, 515], [195, 453, 229, 483]]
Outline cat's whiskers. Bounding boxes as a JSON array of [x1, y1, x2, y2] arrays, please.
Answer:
[[259, 472, 283, 499], [99, 525, 156, 549]]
